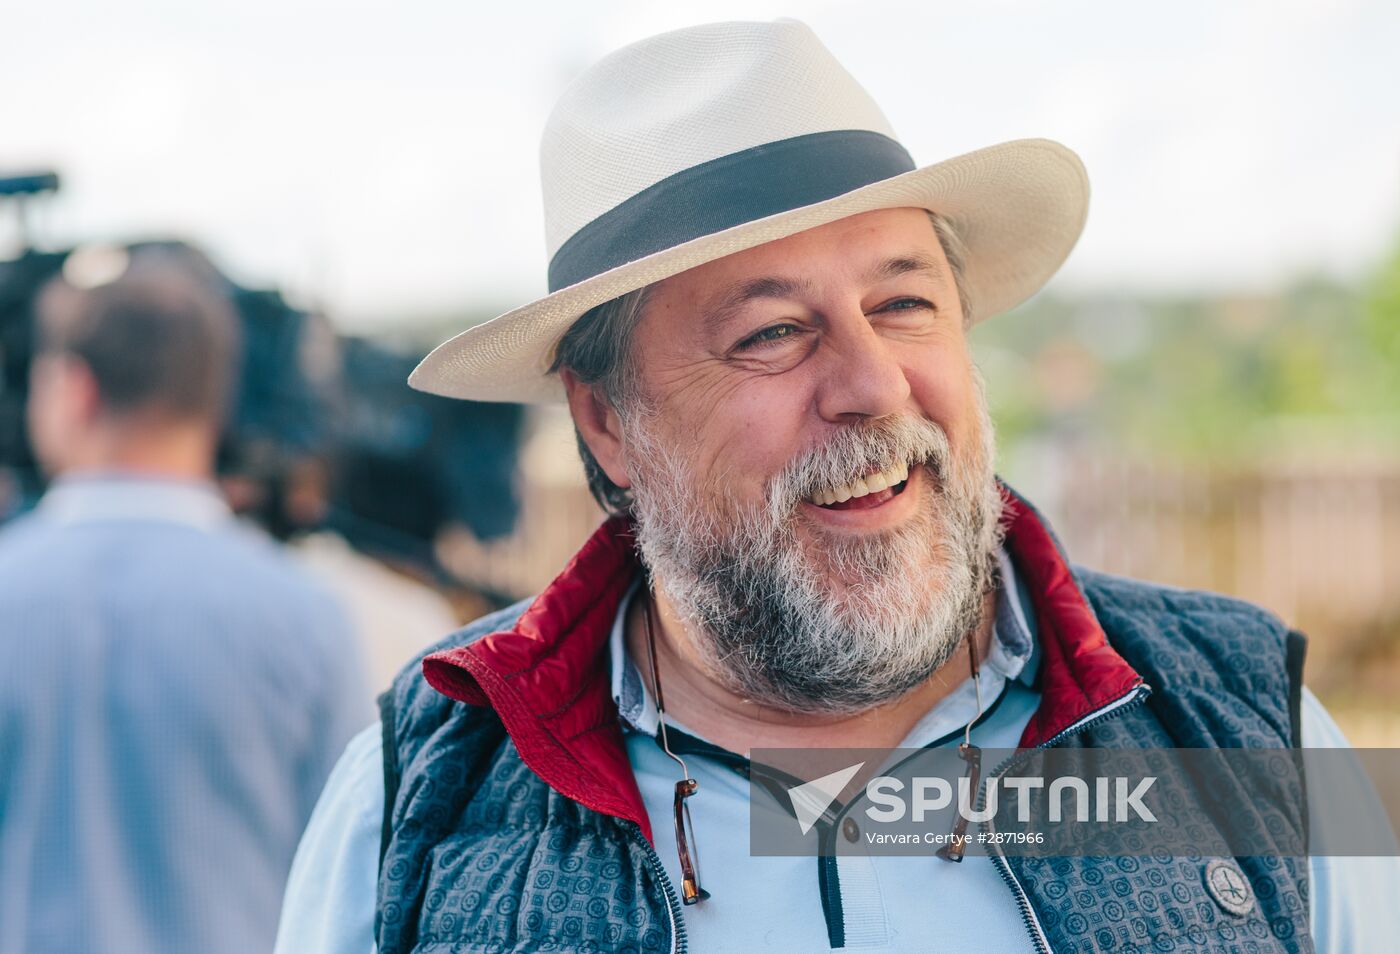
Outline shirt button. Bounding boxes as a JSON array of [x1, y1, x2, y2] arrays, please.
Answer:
[[842, 817, 860, 843]]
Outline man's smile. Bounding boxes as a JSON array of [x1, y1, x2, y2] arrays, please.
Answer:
[[799, 461, 926, 529], [806, 458, 910, 507]]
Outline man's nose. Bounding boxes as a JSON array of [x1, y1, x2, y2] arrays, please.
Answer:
[[813, 313, 912, 422]]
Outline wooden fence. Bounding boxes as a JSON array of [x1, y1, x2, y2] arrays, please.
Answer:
[[1044, 455, 1400, 632]]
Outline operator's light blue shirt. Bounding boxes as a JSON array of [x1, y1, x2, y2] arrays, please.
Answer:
[[0, 474, 371, 954], [276, 550, 1400, 952]]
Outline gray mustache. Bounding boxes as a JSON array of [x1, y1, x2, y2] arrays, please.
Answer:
[[767, 416, 953, 509]]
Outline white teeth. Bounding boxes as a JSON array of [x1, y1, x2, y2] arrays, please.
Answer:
[[807, 461, 912, 506]]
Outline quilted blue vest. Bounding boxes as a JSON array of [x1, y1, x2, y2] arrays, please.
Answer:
[[375, 566, 1310, 954]]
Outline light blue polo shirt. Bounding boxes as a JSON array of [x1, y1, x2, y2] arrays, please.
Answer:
[[0, 474, 370, 954], [275, 551, 1400, 952]]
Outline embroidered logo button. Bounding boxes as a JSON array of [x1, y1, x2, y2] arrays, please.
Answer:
[[1204, 859, 1255, 917]]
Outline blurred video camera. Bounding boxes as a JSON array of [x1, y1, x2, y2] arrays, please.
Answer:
[[0, 171, 522, 581]]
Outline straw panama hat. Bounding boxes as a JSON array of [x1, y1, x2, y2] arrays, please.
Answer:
[[409, 17, 1090, 404]]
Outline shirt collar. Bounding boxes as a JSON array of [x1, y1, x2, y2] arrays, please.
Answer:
[[610, 576, 656, 736], [608, 546, 1039, 739], [37, 472, 232, 531]]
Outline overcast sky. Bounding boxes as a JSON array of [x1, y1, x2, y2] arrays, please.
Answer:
[[3, 0, 1398, 329]]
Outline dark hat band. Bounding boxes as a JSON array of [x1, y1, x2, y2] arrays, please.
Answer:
[[546, 130, 916, 293]]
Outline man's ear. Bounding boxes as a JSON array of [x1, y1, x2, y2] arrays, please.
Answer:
[[559, 368, 632, 492], [29, 353, 101, 424], [71, 360, 103, 424]]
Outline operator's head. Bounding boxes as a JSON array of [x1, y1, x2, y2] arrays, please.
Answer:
[[28, 259, 241, 478]]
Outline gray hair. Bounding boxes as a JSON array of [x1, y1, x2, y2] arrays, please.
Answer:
[[549, 211, 970, 514]]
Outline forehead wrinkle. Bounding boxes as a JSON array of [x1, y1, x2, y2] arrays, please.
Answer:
[[862, 252, 951, 289], [694, 245, 951, 336], [701, 274, 818, 333]]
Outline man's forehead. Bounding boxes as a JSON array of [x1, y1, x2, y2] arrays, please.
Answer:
[[656, 206, 954, 313], [699, 252, 950, 331]]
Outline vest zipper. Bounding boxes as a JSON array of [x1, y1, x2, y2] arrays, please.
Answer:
[[980, 682, 1152, 954], [627, 819, 688, 954]]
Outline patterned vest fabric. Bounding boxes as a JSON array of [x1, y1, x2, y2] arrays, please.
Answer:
[[376, 571, 1310, 954], [1003, 569, 1310, 953], [375, 598, 680, 954]]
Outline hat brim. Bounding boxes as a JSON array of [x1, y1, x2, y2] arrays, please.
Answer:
[[409, 137, 1088, 403]]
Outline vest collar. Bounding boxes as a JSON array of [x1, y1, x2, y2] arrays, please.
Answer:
[[422, 481, 1144, 843]]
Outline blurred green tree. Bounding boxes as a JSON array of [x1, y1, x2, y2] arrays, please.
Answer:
[[975, 234, 1400, 463], [1364, 229, 1400, 408]]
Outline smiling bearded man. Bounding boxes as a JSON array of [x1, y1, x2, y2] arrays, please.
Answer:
[[554, 203, 1013, 736], [275, 18, 1400, 954], [621, 311, 1005, 715]]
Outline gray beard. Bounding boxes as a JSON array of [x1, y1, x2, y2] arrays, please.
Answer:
[[624, 384, 1006, 715]]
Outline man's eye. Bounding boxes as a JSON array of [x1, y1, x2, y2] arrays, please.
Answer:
[[878, 297, 933, 313], [736, 324, 800, 350]]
